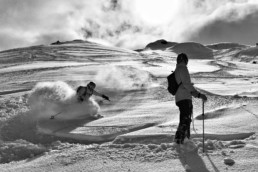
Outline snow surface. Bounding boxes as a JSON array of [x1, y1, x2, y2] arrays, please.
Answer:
[[0, 40, 258, 171]]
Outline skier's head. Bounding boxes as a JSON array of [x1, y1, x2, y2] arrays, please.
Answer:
[[87, 82, 96, 90], [177, 53, 188, 65]]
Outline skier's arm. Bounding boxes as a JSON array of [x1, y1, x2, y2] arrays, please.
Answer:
[[93, 90, 110, 101], [180, 67, 207, 101], [92, 90, 102, 97], [179, 67, 199, 98]]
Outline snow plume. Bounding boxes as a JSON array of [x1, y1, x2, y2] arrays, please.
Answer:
[[0, 81, 99, 147], [94, 66, 153, 91], [28, 81, 99, 119], [1, 0, 258, 50]]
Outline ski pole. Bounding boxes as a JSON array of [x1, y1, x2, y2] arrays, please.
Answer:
[[202, 100, 205, 153], [50, 111, 63, 119]]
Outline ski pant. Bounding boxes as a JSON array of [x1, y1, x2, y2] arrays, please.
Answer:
[[175, 99, 193, 144]]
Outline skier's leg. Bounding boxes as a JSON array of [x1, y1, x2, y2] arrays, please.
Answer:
[[175, 124, 185, 144], [186, 100, 193, 139], [175, 100, 186, 144], [176, 100, 193, 143]]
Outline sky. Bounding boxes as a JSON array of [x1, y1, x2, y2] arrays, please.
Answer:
[[0, 0, 258, 51]]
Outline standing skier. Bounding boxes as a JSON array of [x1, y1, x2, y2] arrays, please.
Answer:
[[76, 81, 110, 102], [174, 53, 207, 144]]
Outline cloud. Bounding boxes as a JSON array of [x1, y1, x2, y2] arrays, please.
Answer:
[[190, 1, 258, 45], [0, 0, 258, 51], [79, 0, 258, 48], [0, 0, 99, 50]]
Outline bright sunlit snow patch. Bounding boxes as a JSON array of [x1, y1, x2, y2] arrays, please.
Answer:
[[139, 60, 220, 77], [0, 61, 94, 73], [226, 61, 258, 76], [188, 60, 220, 73], [197, 80, 258, 97]]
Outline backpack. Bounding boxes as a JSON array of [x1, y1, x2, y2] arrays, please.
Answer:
[[167, 71, 182, 95]]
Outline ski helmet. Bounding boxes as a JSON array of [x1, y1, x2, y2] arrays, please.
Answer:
[[87, 82, 96, 89]]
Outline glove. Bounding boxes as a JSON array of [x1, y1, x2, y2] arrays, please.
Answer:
[[102, 95, 110, 101], [199, 93, 207, 101]]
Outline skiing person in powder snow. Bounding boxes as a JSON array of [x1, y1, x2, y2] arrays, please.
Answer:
[[76, 81, 110, 119], [50, 82, 109, 120], [174, 53, 207, 144], [76, 81, 110, 102]]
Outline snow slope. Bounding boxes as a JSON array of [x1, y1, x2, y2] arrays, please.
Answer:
[[206, 42, 248, 50], [144, 39, 178, 50], [168, 42, 214, 59], [0, 40, 258, 172], [234, 46, 258, 62]]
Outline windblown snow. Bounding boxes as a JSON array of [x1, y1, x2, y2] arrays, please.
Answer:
[[0, 40, 258, 172], [28, 81, 100, 120]]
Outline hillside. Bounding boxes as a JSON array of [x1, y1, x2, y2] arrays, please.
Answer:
[[0, 40, 258, 172]]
